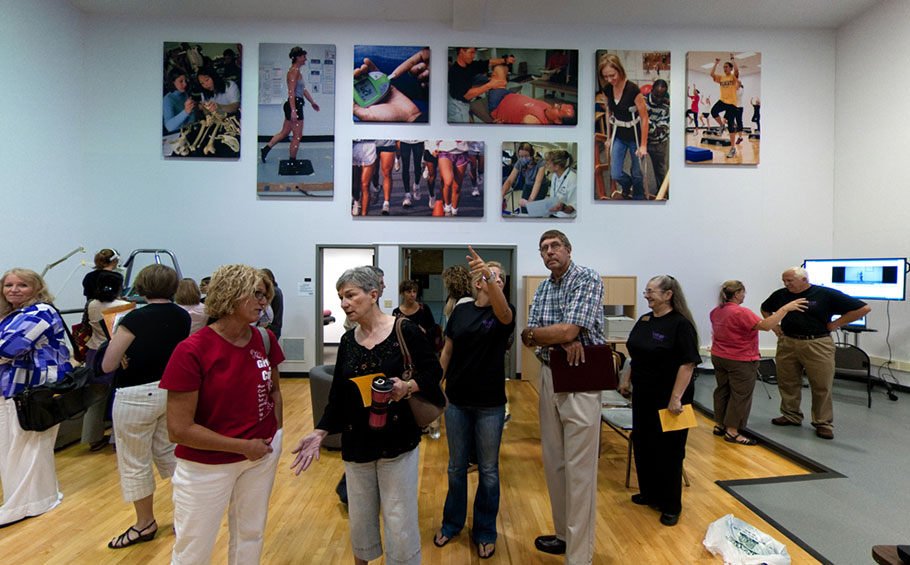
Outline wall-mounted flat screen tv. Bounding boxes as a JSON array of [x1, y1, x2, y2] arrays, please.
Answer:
[[803, 258, 907, 301]]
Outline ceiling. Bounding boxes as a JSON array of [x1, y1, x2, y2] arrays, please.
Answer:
[[71, 0, 881, 30]]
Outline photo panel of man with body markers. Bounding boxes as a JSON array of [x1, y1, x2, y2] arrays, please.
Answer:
[[501, 141, 578, 218], [594, 50, 670, 201], [257, 43, 336, 197], [447, 47, 578, 125], [162, 42, 242, 159], [685, 51, 761, 165]]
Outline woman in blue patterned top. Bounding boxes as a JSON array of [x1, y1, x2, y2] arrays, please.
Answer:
[[0, 268, 72, 525]]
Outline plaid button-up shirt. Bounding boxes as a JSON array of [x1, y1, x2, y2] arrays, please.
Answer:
[[528, 262, 606, 363]]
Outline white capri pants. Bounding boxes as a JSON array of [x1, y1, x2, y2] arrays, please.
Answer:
[[112, 381, 176, 502], [171, 428, 283, 565], [0, 397, 62, 525], [344, 446, 421, 565]]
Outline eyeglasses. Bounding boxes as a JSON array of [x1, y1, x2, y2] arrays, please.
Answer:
[[538, 242, 564, 253], [253, 291, 268, 302], [642, 289, 663, 296]]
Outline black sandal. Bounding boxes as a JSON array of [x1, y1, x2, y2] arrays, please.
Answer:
[[712, 425, 725, 436], [433, 530, 451, 547], [108, 520, 157, 549], [478, 541, 495, 559], [724, 432, 757, 446]]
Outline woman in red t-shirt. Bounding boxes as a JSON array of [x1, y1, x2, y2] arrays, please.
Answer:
[[709, 280, 806, 445], [160, 265, 284, 564]]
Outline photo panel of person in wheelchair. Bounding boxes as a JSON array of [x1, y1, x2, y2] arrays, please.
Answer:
[[353, 45, 429, 123], [447, 47, 577, 125], [162, 42, 243, 160], [257, 43, 336, 198], [501, 141, 578, 219], [685, 51, 761, 166], [594, 49, 670, 201]]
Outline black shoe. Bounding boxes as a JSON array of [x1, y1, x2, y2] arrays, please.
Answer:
[[660, 512, 679, 526], [260, 145, 271, 163], [630, 494, 659, 509], [335, 473, 348, 505], [534, 535, 566, 555]]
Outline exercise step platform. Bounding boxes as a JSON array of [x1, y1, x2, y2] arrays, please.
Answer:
[[279, 159, 315, 176], [701, 136, 732, 146]]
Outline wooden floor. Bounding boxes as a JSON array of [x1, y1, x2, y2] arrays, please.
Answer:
[[0, 379, 821, 564]]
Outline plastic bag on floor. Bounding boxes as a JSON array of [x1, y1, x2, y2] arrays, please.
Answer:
[[703, 514, 791, 565]]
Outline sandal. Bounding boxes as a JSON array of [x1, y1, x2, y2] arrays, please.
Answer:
[[712, 425, 725, 437], [478, 541, 495, 559], [724, 432, 757, 446], [433, 530, 451, 547], [108, 520, 157, 549]]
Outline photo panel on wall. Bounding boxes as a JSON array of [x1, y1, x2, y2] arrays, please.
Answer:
[[163, 42, 243, 159], [351, 140, 484, 218], [257, 43, 336, 198], [502, 141, 578, 219], [594, 50, 670, 201], [684, 51, 761, 165], [447, 47, 578, 125], [353, 45, 429, 123]]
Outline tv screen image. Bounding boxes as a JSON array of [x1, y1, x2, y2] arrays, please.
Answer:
[[803, 258, 907, 301]]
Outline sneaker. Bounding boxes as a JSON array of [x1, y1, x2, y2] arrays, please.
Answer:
[[471, 187, 480, 197], [726, 147, 736, 158], [402, 193, 412, 207], [412, 183, 421, 200], [451, 207, 459, 216], [260, 145, 271, 163], [352, 201, 361, 216], [736, 136, 743, 144], [394, 156, 401, 171], [381, 201, 390, 215], [444, 204, 452, 216], [428, 194, 436, 208]]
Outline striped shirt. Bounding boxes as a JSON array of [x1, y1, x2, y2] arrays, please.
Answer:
[[527, 262, 606, 363], [0, 303, 72, 398]]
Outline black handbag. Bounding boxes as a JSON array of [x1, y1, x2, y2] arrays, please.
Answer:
[[13, 364, 93, 432]]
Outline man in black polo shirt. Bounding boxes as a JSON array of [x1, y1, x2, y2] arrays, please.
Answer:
[[761, 266, 870, 439]]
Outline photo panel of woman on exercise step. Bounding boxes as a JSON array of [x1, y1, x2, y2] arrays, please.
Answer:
[[594, 49, 670, 201], [353, 45, 429, 123], [685, 51, 761, 166], [447, 47, 578, 125], [501, 142, 578, 219], [350, 140, 484, 218], [162, 42, 243, 160], [257, 43, 336, 198]]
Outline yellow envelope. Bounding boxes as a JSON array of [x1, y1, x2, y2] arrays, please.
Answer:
[[351, 373, 386, 407], [658, 404, 698, 432]]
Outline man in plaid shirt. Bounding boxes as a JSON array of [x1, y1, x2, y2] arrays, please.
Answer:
[[521, 229, 605, 564]]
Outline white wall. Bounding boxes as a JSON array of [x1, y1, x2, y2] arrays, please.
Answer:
[[8, 4, 839, 371], [835, 0, 910, 368]]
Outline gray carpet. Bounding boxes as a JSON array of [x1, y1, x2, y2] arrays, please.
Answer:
[[693, 369, 910, 564]]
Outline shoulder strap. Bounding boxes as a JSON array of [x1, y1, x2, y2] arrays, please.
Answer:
[[257, 326, 270, 356], [47, 303, 78, 353], [395, 317, 413, 378]]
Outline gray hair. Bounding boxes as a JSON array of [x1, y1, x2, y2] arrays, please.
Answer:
[[337, 266, 380, 293], [649, 274, 698, 341], [784, 266, 808, 281], [367, 265, 384, 277]]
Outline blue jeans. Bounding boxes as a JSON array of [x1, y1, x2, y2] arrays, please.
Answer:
[[610, 136, 645, 199], [441, 403, 505, 544]]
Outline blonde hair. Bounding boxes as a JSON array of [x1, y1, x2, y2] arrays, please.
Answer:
[[204, 265, 274, 320], [471, 261, 505, 297], [545, 149, 573, 170], [597, 52, 626, 90], [0, 268, 54, 317], [719, 280, 745, 305]]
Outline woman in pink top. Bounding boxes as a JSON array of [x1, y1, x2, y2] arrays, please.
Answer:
[[710, 280, 806, 445]]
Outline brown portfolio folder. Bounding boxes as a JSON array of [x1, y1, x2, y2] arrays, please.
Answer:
[[549, 344, 617, 393]]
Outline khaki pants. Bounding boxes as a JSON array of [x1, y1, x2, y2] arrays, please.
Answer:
[[775, 336, 835, 429]]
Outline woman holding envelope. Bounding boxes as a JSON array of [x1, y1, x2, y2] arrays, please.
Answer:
[[619, 275, 700, 527]]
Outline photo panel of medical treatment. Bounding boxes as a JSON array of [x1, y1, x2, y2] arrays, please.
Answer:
[[447, 47, 578, 125], [351, 140, 484, 218], [163, 42, 243, 159], [685, 51, 761, 166], [257, 43, 336, 198], [594, 50, 670, 201], [501, 141, 578, 219], [352, 45, 429, 123]]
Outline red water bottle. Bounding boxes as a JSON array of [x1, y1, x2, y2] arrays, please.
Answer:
[[369, 376, 394, 430]]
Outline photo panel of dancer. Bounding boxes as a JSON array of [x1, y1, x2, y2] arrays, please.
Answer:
[[256, 43, 336, 197], [594, 50, 670, 201]]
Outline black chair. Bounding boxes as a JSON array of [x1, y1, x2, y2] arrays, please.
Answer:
[[834, 343, 872, 408]]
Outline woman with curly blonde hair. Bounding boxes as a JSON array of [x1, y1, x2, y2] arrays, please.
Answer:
[[161, 264, 284, 564]]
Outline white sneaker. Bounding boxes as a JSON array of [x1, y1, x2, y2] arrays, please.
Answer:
[[444, 204, 452, 216], [726, 147, 736, 158], [381, 201, 390, 215], [352, 201, 361, 216], [452, 207, 459, 216], [402, 193, 412, 207], [471, 187, 480, 197], [429, 194, 436, 208], [412, 183, 421, 200], [394, 156, 401, 171]]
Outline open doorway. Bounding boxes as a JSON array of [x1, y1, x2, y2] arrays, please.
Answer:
[[315, 245, 377, 366], [400, 245, 518, 379]]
